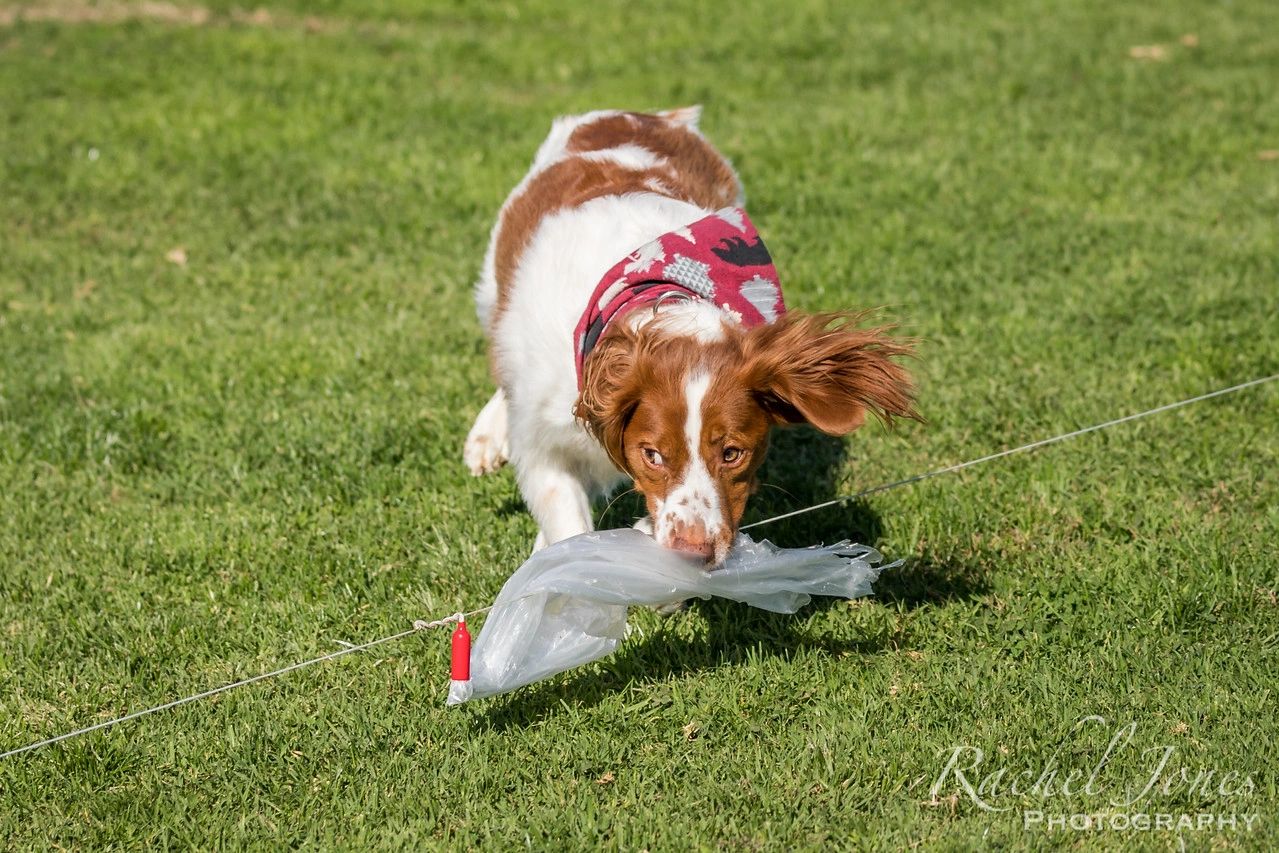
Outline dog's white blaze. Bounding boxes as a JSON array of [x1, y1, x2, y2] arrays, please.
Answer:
[[655, 370, 723, 544]]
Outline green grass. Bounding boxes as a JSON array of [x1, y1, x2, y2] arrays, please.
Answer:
[[2, 0, 1277, 848]]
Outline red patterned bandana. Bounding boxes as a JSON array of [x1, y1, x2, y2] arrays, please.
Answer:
[[574, 207, 786, 388]]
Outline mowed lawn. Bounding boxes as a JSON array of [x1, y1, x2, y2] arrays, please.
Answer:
[[2, 0, 1277, 848]]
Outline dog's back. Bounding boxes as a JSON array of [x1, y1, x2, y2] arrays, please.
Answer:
[[475, 108, 739, 335]]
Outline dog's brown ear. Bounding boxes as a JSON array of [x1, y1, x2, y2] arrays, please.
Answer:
[[575, 327, 642, 473], [740, 311, 919, 435]]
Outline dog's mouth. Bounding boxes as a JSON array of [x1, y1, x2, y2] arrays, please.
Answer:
[[660, 532, 733, 569]]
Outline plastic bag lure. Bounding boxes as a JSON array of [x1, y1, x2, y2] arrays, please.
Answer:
[[447, 528, 897, 705]]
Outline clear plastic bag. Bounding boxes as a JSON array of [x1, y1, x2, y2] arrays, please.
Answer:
[[447, 529, 896, 705]]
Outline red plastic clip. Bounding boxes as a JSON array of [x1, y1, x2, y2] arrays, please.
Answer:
[[450, 615, 471, 682]]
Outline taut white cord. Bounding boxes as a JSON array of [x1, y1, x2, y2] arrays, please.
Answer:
[[1, 626, 415, 761]]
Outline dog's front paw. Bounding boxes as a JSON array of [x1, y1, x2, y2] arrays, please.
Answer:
[[463, 430, 509, 476], [464, 391, 510, 476]]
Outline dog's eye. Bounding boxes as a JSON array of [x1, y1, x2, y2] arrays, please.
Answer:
[[641, 447, 664, 468], [722, 447, 744, 465]]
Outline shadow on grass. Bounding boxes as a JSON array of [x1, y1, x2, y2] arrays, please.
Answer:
[[742, 426, 880, 547], [875, 552, 991, 609], [493, 492, 527, 518], [746, 428, 991, 608]]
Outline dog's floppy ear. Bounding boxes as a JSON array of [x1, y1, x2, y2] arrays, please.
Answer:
[[740, 311, 919, 435], [575, 327, 642, 473]]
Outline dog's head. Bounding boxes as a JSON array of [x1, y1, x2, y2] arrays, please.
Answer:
[[577, 310, 917, 565]]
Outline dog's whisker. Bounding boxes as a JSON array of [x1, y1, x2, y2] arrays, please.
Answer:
[[596, 487, 639, 528], [757, 481, 798, 502]]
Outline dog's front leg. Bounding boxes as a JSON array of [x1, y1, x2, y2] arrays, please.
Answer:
[[516, 461, 594, 553]]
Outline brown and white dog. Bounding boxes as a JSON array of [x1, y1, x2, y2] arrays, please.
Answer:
[[465, 107, 917, 566]]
